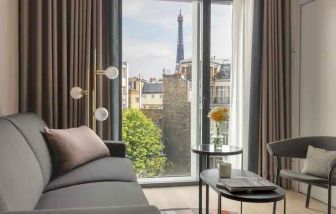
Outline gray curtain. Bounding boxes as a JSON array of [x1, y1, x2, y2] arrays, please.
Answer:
[[19, 0, 121, 140], [248, 0, 292, 187]]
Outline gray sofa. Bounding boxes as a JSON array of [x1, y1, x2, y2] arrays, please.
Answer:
[[0, 113, 159, 214]]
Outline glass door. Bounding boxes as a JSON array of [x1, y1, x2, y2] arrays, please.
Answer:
[[121, 0, 233, 183]]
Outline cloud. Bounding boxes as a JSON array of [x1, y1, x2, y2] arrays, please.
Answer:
[[123, 0, 192, 30], [123, 38, 176, 79], [122, 1, 232, 79], [211, 5, 232, 59]]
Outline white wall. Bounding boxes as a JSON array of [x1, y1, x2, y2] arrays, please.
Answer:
[[291, 0, 336, 205], [0, 0, 18, 116]]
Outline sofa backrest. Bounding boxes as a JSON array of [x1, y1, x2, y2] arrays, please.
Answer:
[[0, 119, 45, 211], [5, 113, 53, 184]]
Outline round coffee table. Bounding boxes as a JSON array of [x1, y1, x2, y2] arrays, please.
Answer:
[[201, 168, 286, 214], [192, 144, 243, 214]]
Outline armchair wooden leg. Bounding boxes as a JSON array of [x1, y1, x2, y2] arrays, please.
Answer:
[[305, 184, 311, 208], [328, 184, 332, 214]]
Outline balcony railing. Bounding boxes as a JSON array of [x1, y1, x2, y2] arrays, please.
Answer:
[[213, 97, 230, 104]]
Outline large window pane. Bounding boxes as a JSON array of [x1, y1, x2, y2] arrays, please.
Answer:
[[122, 0, 233, 179], [209, 2, 233, 166], [122, 0, 193, 178]]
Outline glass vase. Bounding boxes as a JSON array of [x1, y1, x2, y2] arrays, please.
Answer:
[[212, 134, 224, 150]]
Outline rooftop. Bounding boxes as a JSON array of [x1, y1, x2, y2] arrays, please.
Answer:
[[142, 82, 163, 94]]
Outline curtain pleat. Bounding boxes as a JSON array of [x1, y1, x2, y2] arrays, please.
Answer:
[[19, 0, 121, 139], [60, 0, 68, 128], [255, 0, 291, 187]]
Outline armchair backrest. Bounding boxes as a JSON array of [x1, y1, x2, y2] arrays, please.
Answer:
[[267, 136, 336, 158]]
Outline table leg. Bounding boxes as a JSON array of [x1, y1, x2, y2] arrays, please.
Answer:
[[284, 197, 286, 214], [199, 154, 203, 214], [240, 202, 243, 214], [273, 202, 276, 214], [218, 194, 221, 214], [206, 155, 210, 214], [241, 151, 244, 169]]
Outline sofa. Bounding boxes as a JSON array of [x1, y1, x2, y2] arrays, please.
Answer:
[[0, 113, 160, 214]]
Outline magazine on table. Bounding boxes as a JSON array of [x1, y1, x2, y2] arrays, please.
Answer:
[[216, 177, 277, 193]]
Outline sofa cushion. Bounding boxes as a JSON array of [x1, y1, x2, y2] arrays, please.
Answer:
[[36, 182, 148, 210], [44, 126, 110, 173], [44, 157, 137, 192], [4, 206, 161, 214], [0, 119, 44, 211], [5, 113, 53, 185]]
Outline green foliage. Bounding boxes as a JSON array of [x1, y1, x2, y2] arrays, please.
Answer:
[[122, 108, 172, 177]]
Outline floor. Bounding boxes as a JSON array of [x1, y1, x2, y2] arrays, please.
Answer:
[[144, 186, 336, 214]]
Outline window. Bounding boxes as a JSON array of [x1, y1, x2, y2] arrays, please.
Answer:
[[215, 86, 230, 104], [123, 0, 232, 181], [208, 1, 233, 168]]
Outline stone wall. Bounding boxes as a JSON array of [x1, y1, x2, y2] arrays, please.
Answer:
[[162, 75, 191, 176], [141, 109, 162, 130]]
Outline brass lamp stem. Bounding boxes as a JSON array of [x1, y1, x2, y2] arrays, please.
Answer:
[[96, 70, 105, 75], [92, 49, 97, 132], [84, 81, 90, 127]]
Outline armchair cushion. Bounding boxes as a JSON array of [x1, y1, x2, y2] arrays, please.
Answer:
[[281, 169, 329, 183], [302, 145, 336, 180]]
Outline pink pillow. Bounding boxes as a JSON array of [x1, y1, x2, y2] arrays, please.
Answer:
[[44, 126, 110, 173]]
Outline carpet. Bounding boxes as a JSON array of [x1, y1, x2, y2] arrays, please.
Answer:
[[160, 208, 237, 214]]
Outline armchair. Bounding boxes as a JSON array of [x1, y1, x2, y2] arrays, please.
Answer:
[[267, 136, 336, 214]]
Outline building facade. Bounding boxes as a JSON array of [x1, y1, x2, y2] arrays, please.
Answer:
[[121, 62, 129, 109], [142, 82, 163, 109], [176, 58, 231, 138], [128, 77, 144, 109]]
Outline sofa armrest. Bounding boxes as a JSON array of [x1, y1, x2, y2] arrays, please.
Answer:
[[104, 141, 126, 158], [3, 206, 160, 214]]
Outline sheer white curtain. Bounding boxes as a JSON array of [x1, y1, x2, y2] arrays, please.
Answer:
[[229, 0, 254, 169]]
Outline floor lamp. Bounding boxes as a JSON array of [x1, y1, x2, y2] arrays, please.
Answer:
[[70, 50, 119, 132]]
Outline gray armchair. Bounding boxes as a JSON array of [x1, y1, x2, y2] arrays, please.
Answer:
[[267, 136, 336, 214]]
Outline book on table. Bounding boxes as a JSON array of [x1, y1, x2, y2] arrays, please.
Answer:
[[216, 177, 277, 193]]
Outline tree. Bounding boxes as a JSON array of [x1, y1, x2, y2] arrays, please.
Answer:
[[122, 108, 171, 177]]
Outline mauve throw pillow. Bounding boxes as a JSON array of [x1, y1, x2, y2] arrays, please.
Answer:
[[302, 145, 336, 180], [44, 126, 110, 173]]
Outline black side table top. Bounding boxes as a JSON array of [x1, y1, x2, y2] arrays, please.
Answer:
[[192, 144, 243, 156], [201, 169, 286, 203]]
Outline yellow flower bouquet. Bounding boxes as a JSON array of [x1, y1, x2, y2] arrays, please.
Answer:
[[208, 107, 230, 122], [208, 107, 230, 148]]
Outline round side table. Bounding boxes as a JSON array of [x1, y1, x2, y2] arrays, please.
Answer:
[[192, 144, 243, 214]]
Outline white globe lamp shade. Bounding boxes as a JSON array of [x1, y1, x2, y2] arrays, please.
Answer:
[[104, 66, 119, 79], [94, 107, 109, 121], [70, 87, 84, 99]]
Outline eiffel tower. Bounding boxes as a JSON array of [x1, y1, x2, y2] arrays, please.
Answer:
[[175, 9, 184, 72]]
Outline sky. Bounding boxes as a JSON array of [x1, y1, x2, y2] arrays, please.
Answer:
[[122, 0, 232, 79]]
